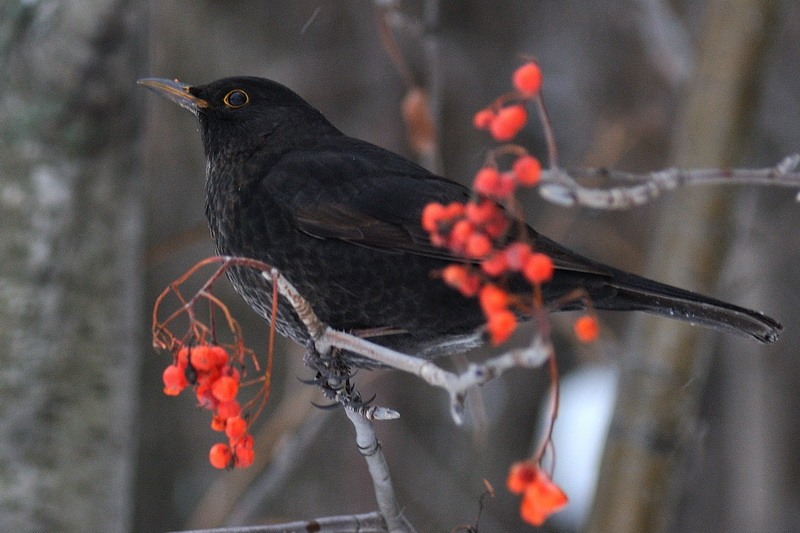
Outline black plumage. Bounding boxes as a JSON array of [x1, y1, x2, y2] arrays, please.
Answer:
[[140, 76, 780, 365]]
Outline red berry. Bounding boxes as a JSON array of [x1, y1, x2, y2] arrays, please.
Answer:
[[190, 346, 214, 371], [523, 253, 554, 284], [421, 202, 445, 232], [443, 202, 466, 219], [175, 346, 190, 368], [481, 252, 509, 276], [479, 284, 509, 315], [487, 309, 517, 345], [473, 167, 502, 197], [442, 264, 468, 288], [209, 443, 232, 469], [449, 219, 476, 251], [239, 433, 255, 449], [483, 213, 509, 238], [512, 155, 542, 186], [574, 315, 600, 342], [211, 376, 239, 402], [195, 362, 220, 383], [507, 461, 538, 494], [465, 232, 493, 258], [195, 382, 216, 409], [442, 264, 481, 297], [465, 199, 498, 225], [473, 108, 496, 130], [211, 414, 226, 432], [489, 105, 527, 142], [429, 232, 446, 247], [209, 345, 229, 368], [458, 271, 482, 297], [234, 443, 255, 468], [513, 62, 542, 96], [225, 416, 248, 441], [216, 399, 241, 419], [496, 172, 517, 197], [519, 470, 568, 526], [162, 364, 188, 396]]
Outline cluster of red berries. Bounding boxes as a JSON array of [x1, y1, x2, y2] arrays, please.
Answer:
[[507, 461, 568, 526], [473, 61, 542, 142], [421, 60, 599, 346], [421, 62, 554, 345], [421, 195, 554, 345], [162, 342, 255, 468]]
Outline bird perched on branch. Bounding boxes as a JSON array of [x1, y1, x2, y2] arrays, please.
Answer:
[[140, 76, 780, 365]]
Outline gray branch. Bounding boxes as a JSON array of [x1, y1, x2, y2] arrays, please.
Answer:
[[345, 410, 416, 533], [176, 511, 389, 533], [539, 154, 800, 209], [269, 272, 552, 423]]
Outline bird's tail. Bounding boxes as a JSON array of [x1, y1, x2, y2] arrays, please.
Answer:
[[596, 267, 781, 343]]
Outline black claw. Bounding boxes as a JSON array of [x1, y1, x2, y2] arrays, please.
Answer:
[[311, 401, 342, 410], [297, 376, 327, 385]]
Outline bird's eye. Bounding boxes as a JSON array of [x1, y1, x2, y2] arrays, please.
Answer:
[[223, 89, 249, 109]]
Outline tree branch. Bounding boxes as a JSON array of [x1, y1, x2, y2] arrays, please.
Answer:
[[175, 511, 389, 533], [344, 410, 416, 533], [267, 271, 552, 423], [539, 154, 800, 209]]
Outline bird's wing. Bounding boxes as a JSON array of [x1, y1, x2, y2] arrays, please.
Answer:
[[261, 142, 473, 261], [263, 141, 609, 275]]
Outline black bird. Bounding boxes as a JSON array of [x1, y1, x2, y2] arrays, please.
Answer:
[[139, 76, 780, 365]]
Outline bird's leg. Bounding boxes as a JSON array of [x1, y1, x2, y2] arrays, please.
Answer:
[[301, 340, 399, 420], [302, 340, 347, 394]]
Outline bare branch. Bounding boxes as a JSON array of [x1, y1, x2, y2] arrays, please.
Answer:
[[264, 271, 552, 423], [328, 327, 552, 422], [538, 154, 800, 209], [345, 410, 416, 533], [175, 511, 388, 533]]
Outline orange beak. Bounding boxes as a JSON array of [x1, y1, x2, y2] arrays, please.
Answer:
[[138, 77, 208, 114]]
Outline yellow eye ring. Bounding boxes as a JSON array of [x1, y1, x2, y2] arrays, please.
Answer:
[[223, 89, 249, 108]]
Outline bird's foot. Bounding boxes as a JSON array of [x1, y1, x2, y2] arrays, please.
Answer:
[[302, 341, 399, 420]]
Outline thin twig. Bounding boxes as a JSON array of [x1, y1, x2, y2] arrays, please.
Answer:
[[374, 2, 416, 90], [534, 93, 560, 169], [175, 511, 388, 533]]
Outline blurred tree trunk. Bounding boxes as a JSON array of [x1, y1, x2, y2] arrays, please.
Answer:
[[588, 0, 776, 531], [0, 1, 144, 531]]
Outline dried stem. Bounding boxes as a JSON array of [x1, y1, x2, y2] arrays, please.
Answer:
[[374, 2, 416, 90], [534, 93, 560, 169]]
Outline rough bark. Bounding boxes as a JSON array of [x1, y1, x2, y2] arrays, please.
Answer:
[[0, 1, 144, 531]]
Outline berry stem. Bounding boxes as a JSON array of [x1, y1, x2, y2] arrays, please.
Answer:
[[533, 93, 559, 169]]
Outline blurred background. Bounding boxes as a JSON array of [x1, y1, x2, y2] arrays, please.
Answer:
[[1, 1, 799, 531]]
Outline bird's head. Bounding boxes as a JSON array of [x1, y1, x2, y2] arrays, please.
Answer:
[[138, 76, 339, 159]]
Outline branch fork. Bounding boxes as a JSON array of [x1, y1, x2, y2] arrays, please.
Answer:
[[265, 270, 552, 423]]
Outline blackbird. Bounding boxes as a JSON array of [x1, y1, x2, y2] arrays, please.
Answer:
[[140, 76, 780, 365]]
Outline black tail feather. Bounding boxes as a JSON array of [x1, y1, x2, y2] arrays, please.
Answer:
[[597, 268, 781, 343]]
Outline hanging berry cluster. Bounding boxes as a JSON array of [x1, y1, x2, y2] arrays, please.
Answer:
[[163, 342, 255, 468], [421, 60, 598, 347], [422, 60, 600, 527], [507, 461, 569, 526], [152, 257, 279, 470]]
